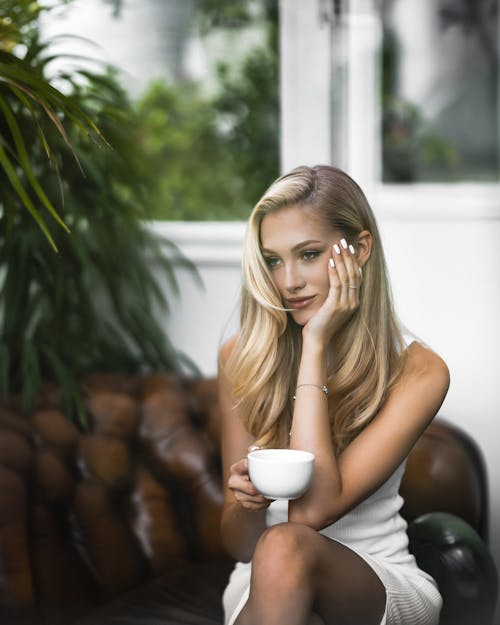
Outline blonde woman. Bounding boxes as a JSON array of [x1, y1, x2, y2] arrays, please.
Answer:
[[219, 165, 449, 625]]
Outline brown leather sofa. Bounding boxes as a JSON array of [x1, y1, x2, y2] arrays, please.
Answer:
[[0, 373, 497, 625]]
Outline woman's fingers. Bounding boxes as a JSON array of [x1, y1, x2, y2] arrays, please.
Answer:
[[330, 238, 362, 310], [228, 472, 258, 495], [228, 458, 273, 509], [238, 498, 271, 510], [232, 484, 271, 509], [228, 459, 255, 492], [343, 239, 362, 308]]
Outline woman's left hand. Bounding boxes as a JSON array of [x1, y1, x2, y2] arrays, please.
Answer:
[[303, 239, 362, 345]]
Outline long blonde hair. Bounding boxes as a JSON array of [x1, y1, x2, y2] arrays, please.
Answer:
[[225, 165, 405, 453]]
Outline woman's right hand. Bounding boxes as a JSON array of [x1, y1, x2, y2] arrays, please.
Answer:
[[228, 457, 273, 510], [302, 238, 363, 346]]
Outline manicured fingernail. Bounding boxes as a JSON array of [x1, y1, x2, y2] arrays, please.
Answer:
[[340, 238, 348, 249], [329, 258, 335, 268], [349, 244, 355, 254], [333, 244, 341, 254]]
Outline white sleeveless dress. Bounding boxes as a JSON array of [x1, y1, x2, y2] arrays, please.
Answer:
[[222, 460, 442, 625]]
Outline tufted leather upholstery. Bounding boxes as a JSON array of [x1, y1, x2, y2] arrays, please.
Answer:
[[0, 373, 497, 625]]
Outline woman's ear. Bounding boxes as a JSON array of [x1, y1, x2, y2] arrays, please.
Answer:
[[354, 230, 372, 268]]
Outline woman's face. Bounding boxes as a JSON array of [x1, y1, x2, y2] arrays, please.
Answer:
[[260, 204, 339, 326]]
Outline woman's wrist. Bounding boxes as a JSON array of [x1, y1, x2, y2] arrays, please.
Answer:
[[297, 339, 329, 392], [301, 333, 328, 359]]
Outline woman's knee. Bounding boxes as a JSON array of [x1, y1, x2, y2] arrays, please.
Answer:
[[253, 522, 319, 578]]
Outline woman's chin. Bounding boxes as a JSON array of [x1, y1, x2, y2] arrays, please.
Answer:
[[290, 310, 313, 327]]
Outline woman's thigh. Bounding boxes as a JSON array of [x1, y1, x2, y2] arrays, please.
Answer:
[[237, 522, 386, 625]]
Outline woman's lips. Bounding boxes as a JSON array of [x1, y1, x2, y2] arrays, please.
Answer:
[[286, 296, 315, 310]]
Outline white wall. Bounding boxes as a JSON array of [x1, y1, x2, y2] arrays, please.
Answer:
[[156, 221, 245, 375], [379, 215, 500, 583]]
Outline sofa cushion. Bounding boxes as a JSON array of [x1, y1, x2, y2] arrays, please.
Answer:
[[74, 559, 233, 625]]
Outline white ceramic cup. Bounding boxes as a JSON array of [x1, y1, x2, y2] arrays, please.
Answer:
[[247, 448, 315, 500]]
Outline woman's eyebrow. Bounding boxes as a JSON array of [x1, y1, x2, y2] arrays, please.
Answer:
[[262, 239, 323, 255]]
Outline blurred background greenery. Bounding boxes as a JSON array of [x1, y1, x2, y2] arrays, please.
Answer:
[[41, 0, 281, 220], [139, 0, 280, 219]]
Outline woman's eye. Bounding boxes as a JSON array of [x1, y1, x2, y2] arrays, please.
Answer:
[[265, 256, 281, 268], [302, 250, 320, 261]]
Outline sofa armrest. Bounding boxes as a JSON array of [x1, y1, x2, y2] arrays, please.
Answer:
[[407, 512, 498, 625]]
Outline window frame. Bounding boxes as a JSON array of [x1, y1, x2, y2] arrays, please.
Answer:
[[161, 0, 500, 259], [339, 0, 500, 221]]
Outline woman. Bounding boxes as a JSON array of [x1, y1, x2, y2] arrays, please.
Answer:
[[218, 165, 450, 625]]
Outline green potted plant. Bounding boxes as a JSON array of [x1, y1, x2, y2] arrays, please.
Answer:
[[0, 0, 196, 426]]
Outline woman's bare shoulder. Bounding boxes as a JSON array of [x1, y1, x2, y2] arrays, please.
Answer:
[[219, 334, 240, 367], [403, 340, 450, 391]]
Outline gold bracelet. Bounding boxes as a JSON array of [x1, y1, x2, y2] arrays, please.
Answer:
[[293, 384, 328, 400]]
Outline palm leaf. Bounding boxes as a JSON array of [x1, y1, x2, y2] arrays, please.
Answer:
[[9, 83, 63, 171], [0, 55, 104, 139], [2, 73, 85, 173], [0, 52, 109, 245], [0, 139, 58, 250], [0, 96, 70, 233]]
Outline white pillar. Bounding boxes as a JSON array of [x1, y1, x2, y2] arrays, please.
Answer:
[[345, 0, 382, 193], [279, 0, 332, 173]]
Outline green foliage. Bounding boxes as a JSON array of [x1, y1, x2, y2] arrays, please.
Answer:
[[1, 1, 105, 248], [382, 97, 461, 183], [0, 2, 196, 425], [213, 39, 279, 212], [136, 81, 246, 220], [1, 1, 68, 51], [196, 0, 255, 31], [138, 0, 280, 220]]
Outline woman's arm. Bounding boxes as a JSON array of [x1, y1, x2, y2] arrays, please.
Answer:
[[218, 336, 271, 562], [288, 239, 450, 528], [289, 339, 450, 529]]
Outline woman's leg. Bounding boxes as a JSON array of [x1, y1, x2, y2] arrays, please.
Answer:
[[234, 522, 386, 625]]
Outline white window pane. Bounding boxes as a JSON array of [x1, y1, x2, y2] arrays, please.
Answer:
[[381, 0, 499, 182]]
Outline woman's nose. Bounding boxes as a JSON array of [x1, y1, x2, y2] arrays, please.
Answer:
[[283, 263, 306, 293]]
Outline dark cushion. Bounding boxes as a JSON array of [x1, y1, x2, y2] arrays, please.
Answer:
[[408, 512, 498, 625], [74, 560, 234, 625]]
